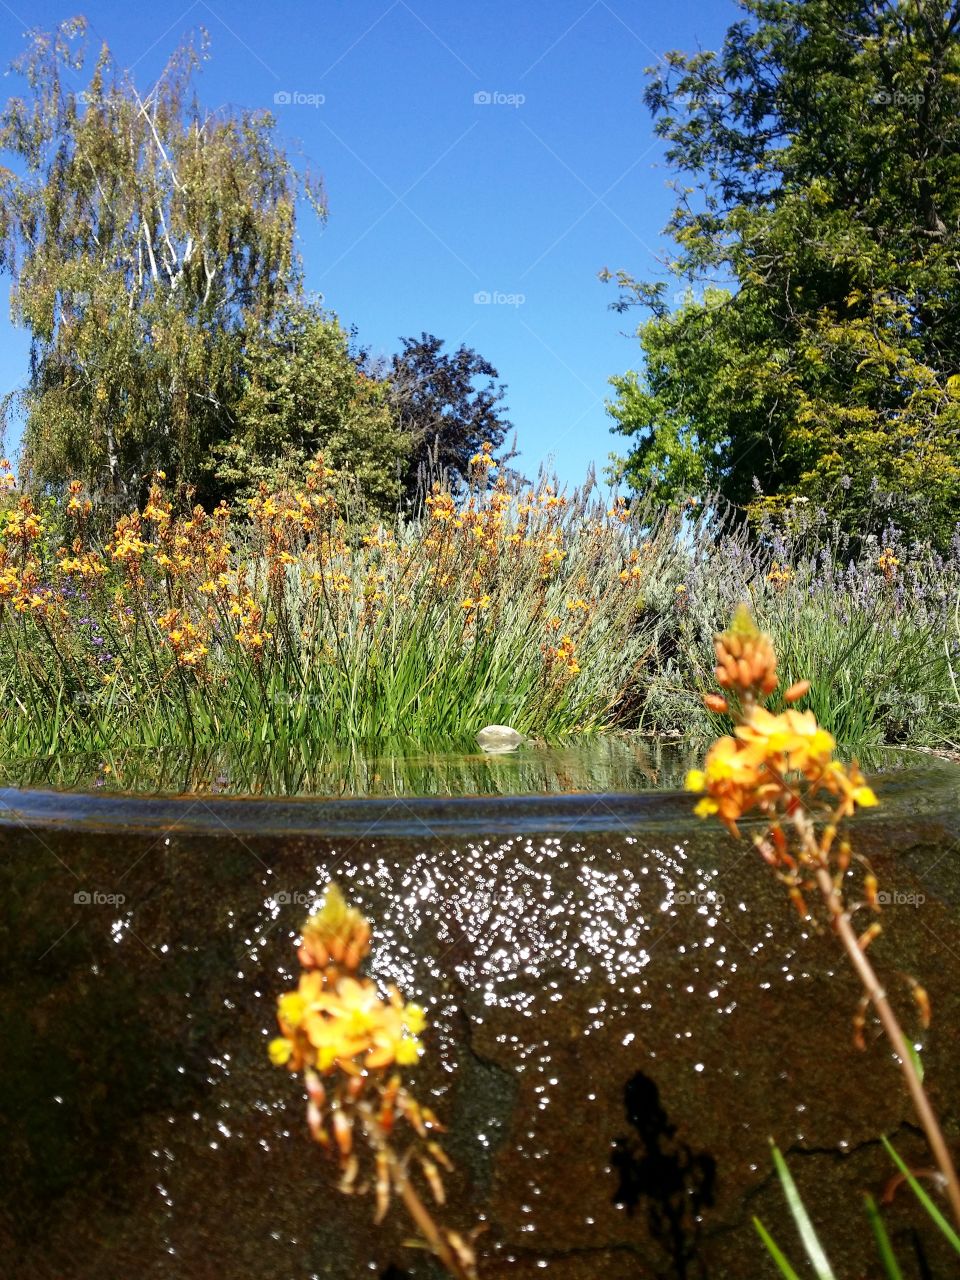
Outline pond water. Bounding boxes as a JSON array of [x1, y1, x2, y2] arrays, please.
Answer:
[[0, 735, 691, 799], [2, 749, 960, 1278]]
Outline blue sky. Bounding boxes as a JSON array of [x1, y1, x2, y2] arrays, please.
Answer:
[[0, 0, 737, 487]]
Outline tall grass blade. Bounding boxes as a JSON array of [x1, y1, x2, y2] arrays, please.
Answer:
[[753, 1217, 803, 1280], [882, 1136, 960, 1253], [863, 1193, 904, 1280], [768, 1141, 837, 1280]]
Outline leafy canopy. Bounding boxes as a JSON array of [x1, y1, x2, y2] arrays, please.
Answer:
[[213, 299, 408, 509], [387, 333, 515, 501], [606, 0, 960, 546]]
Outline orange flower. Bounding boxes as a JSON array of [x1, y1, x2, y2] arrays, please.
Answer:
[[688, 705, 877, 833], [686, 736, 778, 832]]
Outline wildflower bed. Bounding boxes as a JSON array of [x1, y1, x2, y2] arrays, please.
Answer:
[[0, 455, 956, 761]]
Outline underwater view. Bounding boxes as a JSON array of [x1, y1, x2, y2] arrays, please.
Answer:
[[2, 751, 959, 1277]]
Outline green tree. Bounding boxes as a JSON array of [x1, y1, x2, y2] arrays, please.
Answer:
[[607, 0, 960, 545], [211, 299, 408, 509], [0, 19, 322, 503]]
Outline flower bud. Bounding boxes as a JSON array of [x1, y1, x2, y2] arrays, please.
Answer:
[[703, 693, 729, 714], [713, 605, 778, 698]]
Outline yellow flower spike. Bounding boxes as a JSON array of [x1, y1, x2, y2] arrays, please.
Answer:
[[853, 785, 878, 807], [728, 602, 760, 639], [300, 883, 372, 970], [685, 769, 706, 793]]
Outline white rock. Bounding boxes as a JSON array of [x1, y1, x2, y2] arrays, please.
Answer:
[[476, 724, 526, 754]]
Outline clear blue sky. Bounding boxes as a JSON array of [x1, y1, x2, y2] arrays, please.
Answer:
[[0, 0, 737, 487]]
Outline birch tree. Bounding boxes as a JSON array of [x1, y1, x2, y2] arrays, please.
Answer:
[[0, 18, 323, 502]]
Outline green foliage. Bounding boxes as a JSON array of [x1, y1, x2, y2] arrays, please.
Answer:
[[0, 474, 690, 758], [756, 1139, 960, 1278], [0, 469, 956, 762], [0, 19, 320, 502], [209, 300, 408, 510], [607, 0, 960, 547]]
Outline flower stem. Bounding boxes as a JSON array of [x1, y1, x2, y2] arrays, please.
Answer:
[[358, 1107, 475, 1280], [789, 810, 960, 1227]]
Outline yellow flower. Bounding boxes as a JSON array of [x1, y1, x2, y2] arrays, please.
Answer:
[[735, 707, 835, 773], [687, 735, 778, 832], [286, 974, 425, 1074]]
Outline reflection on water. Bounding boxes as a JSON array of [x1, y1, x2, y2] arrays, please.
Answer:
[[2, 767, 960, 1277], [0, 735, 686, 799], [0, 736, 944, 801]]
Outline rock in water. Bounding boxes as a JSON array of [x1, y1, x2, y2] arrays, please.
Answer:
[[477, 725, 525, 754]]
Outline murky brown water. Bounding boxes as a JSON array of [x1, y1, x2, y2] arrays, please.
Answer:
[[2, 756, 959, 1278]]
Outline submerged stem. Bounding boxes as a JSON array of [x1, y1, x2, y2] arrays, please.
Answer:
[[358, 1106, 475, 1280], [789, 809, 960, 1228]]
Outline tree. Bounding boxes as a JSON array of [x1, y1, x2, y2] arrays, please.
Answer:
[[211, 300, 408, 509], [0, 19, 322, 503], [606, 0, 960, 546], [387, 333, 515, 501]]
